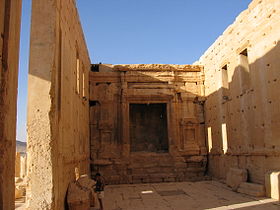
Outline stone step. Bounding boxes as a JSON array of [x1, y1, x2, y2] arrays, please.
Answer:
[[130, 166, 205, 175], [237, 182, 265, 197], [104, 170, 207, 184], [94, 155, 207, 185]]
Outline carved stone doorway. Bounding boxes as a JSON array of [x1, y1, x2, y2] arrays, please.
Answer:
[[129, 103, 168, 153]]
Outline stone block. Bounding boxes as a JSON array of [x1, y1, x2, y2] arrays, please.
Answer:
[[67, 182, 91, 210], [132, 175, 149, 184], [68, 200, 91, 210], [265, 171, 280, 200], [185, 155, 205, 163], [15, 177, 23, 184], [186, 167, 205, 172], [149, 174, 164, 183], [94, 159, 112, 166], [77, 175, 96, 189], [20, 155, 27, 178], [163, 177, 176, 182], [15, 152, 21, 177], [226, 168, 248, 190], [15, 186, 24, 199], [237, 182, 265, 197], [109, 175, 120, 184], [76, 175, 96, 207]]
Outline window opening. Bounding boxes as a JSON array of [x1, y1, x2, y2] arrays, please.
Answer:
[[239, 48, 250, 92], [76, 52, 80, 94]]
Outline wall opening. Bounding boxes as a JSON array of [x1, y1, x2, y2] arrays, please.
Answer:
[[207, 127, 212, 152], [239, 48, 250, 92], [221, 123, 228, 154], [76, 51, 80, 94], [91, 64, 99, 72], [222, 64, 229, 89], [222, 64, 229, 98], [129, 103, 168, 153], [82, 65, 85, 98]]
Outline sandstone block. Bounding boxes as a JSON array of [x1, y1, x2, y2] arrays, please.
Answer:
[[237, 182, 265, 197], [15, 177, 23, 184], [163, 177, 176, 182], [109, 175, 121, 184], [185, 155, 205, 163], [15, 153, 21, 177], [226, 168, 248, 190], [15, 186, 24, 199], [132, 175, 149, 184], [265, 171, 280, 200], [77, 174, 96, 189], [76, 175, 96, 207], [67, 181, 91, 210], [149, 174, 164, 183], [93, 159, 112, 166]]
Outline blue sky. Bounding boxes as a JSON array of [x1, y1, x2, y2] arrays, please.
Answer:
[[17, 0, 251, 142]]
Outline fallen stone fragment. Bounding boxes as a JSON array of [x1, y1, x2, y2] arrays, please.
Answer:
[[226, 168, 248, 191], [67, 181, 91, 210]]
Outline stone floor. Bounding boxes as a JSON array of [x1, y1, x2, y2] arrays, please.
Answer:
[[15, 181, 280, 210], [99, 181, 280, 210]]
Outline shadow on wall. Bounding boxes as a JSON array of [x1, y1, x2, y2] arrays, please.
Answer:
[[205, 41, 280, 184]]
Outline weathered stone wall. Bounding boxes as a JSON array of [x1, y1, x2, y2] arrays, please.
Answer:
[[15, 153, 21, 177], [0, 1, 22, 209], [197, 0, 280, 185], [20, 155, 27, 178], [90, 64, 207, 184], [27, 0, 90, 209]]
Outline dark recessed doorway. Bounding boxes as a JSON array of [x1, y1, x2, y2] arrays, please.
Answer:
[[129, 103, 168, 153]]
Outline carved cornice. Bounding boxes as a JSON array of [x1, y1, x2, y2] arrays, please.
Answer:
[[112, 64, 203, 72]]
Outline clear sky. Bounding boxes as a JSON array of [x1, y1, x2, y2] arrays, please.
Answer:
[[17, 0, 252, 142]]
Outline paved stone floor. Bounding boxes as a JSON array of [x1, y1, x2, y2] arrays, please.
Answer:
[[16, 181, 280, 210], [99, 181, 280, 210]]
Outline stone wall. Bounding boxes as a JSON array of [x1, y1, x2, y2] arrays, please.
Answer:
[[27, 0, 90, 209], [197, 0, 280, 185], [15, 153, 21, 177], [0, 1, 22, 209], [89, 64, 207, 184], [15, 152, 27, 179]]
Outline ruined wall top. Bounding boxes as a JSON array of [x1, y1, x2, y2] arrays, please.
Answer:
[[97, 64, 203, 72], [195, 0, 279, 66]]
